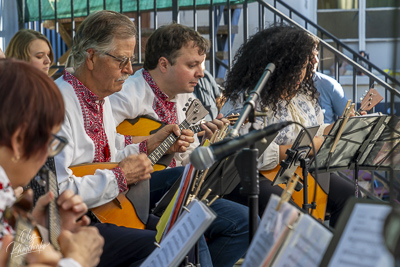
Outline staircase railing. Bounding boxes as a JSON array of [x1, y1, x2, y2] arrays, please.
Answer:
[[256, 0, 400, 116], [17, 0, 400, 114], [272, 0, 400, 89]]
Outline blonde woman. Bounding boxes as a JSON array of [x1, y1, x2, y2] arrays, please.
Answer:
[[5, 29, 54, 75]]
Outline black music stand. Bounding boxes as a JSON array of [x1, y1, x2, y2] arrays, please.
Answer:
[[271, 126, 320, 214], [196, 136, 277, 199], [192, 132, 278, 243], [310, 114, 400, 198]]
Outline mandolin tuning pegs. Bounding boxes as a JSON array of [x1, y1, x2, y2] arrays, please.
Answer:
[[360, 97, 363, 101], [188, 97, 192, 102], [183, 108, 187, 111]]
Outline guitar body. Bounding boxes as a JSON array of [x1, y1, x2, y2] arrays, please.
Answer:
[[90, 193, 145, 229], [6, 192, 45, 267], [70, 163, 145, 230], [117, 117, 178, 171], [260, 167, 328, 221], [116, 115, 205, 172], [117, 117, 166, 136]]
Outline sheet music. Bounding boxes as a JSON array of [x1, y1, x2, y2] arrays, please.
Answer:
[[273, 214, 332, 267], [242, 194, 300, 267], [141, 199, 216, 267], [328, 203, 394, 267]]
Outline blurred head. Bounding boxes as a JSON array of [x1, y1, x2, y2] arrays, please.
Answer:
[[144, 24, 209, 97], [0, 59, 65, 187], [311, 47, 319, 73], [5, 29, 54, 74], [224, 24, 319, 113], [71, 10, 137, 98]]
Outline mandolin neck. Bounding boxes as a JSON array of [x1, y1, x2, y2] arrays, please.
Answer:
[[46, 169, 61, 251], [148, 120, 202, 166]]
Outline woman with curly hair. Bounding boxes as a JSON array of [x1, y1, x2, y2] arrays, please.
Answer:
[[221, 25, 355, 228]]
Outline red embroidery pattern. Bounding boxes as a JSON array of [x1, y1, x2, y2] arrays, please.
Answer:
[[112, 167, 128, 193], [139, 140, 148, 155], [0, 180, 15, 241], [125, 135, 133, 146], [142, 70, 177, 168], [64, 71, 111, 163], [143, 70, 178, 125]]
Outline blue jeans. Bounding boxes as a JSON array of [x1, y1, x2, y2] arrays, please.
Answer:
[[200, 198, 250, 267], [149, 166, 185, 210]]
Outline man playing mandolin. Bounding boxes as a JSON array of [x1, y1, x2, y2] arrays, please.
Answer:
[[109, 23, 250, 267]]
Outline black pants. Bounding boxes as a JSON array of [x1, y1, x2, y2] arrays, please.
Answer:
[[224, 172, 355, 228]]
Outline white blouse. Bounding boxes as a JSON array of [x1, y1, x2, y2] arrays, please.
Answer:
[[221, 93, 329, 170]]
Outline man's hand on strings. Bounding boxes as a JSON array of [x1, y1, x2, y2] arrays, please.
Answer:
[[200, 113, 230, 141], [167, 128, 194, 154], [145, 124, 193, 154]]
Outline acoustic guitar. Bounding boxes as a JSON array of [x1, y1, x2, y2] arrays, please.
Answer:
[[260, 167, 328, 221], [6, 168, 60, 267], [70, 99, 209, 229]]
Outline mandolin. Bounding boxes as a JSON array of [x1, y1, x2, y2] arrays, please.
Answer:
[[260, 167, 328, 221], [356, 87, 383, 116], [70, 99, 209, 229], [6, 167, 61, 267]]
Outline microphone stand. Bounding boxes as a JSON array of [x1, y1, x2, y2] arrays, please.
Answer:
[[230, 63, 275, 243]]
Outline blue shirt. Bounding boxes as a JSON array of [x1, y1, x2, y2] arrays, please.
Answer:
[[313, 72, 348, 124]]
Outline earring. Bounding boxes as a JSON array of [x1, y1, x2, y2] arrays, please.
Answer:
[[11, 155, 20, 163]]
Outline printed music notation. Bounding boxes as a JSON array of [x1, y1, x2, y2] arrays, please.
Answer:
[[327, 203, 394, 267], [242, 194, 332, 267], [140, 199, 216, 267]]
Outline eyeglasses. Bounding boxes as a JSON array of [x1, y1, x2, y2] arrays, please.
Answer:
[[104, 52, 135, 69], [48, 134, 68, 157]]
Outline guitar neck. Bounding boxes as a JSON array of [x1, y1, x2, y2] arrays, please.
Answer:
[[46, 169, 61, 251], [148, 120, 203, 166], [189, 124, 202, 134]]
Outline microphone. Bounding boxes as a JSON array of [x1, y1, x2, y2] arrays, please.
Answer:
[[190, 121, 292, 170]]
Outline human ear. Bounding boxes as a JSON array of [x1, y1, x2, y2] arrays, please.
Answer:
[[86, 48, 96, 70], [159, 57, 169, 73], [10, 127, 24, 162]]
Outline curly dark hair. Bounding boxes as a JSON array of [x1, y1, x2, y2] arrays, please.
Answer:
[[224, 24, 319, 113]]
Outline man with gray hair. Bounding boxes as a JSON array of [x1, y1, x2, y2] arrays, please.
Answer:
[[53, 10, 194, 266]]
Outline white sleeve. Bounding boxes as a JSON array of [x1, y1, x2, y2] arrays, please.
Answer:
[[258, 141, 280, 170], [109, 80, 144, 126], [114, 134, 141, 162], [54, 115, 119, 209], [59, 258, 82, 267]]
